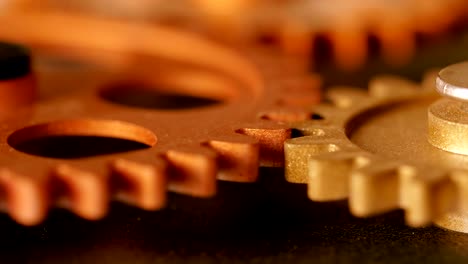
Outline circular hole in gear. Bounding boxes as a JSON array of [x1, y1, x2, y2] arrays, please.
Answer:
[[100, 86, 221, 110], [8, 119, 156, 159]]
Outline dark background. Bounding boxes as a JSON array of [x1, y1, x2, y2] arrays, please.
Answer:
[[3, 168, 468, 264], [3, 20, 468, 264]]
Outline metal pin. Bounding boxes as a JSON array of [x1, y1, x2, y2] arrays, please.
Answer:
[[436, 61, 468, 101]]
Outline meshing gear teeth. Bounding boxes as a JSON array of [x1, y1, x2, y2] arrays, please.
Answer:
[[285, 71, 468, 233], [0, 11, 320, 225], [7, 0, 468, 70]]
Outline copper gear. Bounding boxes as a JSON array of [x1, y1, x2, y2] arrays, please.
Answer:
[[0, 11, 320, 225], [7, 0, 468, 70], [284, 71, 468, 233]]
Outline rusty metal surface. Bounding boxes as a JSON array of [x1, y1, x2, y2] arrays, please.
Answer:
[[0, 11, 320, 225]]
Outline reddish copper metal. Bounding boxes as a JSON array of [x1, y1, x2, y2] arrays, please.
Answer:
[[0, 11, 320, 225], [0, 74, 36, 112]]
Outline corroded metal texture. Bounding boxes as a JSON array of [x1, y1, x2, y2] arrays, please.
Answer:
[[284, 69, 468, 233], [0, 11, 320, 225], [6, 0, 468, 70]]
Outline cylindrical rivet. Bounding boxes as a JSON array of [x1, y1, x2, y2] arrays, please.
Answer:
[[428, 61, 468, 155]]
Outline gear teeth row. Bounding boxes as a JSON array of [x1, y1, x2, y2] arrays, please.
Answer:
[[1, 159, 167, 225], [8, 0, 468, 70], [0, 11, 321, 225], [0, 87, 312, 226], [3, 120, 295, 226], [350, 163, 455, 227], [285, 73, 457, 227], [2, 118, 302, 226]]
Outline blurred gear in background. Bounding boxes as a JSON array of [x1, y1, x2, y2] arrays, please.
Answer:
[[5, 0, 468, 70]]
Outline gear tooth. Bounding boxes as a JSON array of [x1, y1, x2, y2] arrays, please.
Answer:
[[349, 161, 402, 217], [329, 30, 368, 71], [110, 158, 167, 210], [163, 147, 217, 197], [293, 125, 342, 140], [203, 134, 259, 182], [399, 166, 454, 227], [450, 170, 468, 213], [285, 135, 350, 183], [435, 170, 468, 232], [368, 75, 420, 99], [52, 164, 109, 220], [236, 123, 290, 167], [0, 169, 48, 226], [327, 87, 370, 109], [278, 21, 313, 58], [308, 152, 370, 201], [377, 27, 415, 66]]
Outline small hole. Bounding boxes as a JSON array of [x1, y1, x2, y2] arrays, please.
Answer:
[[8, 119, 156, 159], [100, 86, 221, 110], [291, 129, 304, 138], [311, 113, 324, 120]]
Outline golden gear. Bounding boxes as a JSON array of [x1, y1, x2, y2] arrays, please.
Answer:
[[284, 69, 468, 233], [0, 10, 320, 225], [6, 0, 468, 70]]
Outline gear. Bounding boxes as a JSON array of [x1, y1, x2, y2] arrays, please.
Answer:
[[285, 70, 468, 233], [6, 0, 468, 70], [0, 10, 320, 225]]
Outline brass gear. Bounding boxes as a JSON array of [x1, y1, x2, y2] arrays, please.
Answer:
[[285, 70, 468, 233], [6, 0, 468, 70], [0, 11, 320, 225]]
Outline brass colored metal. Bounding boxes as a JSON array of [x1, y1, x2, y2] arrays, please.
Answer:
[[428, 99, 468, 155], [429, 62, 468, 155], [285, 71, 468, 233], [7, 0, 468, 70], [0, 11, 320, 225]]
